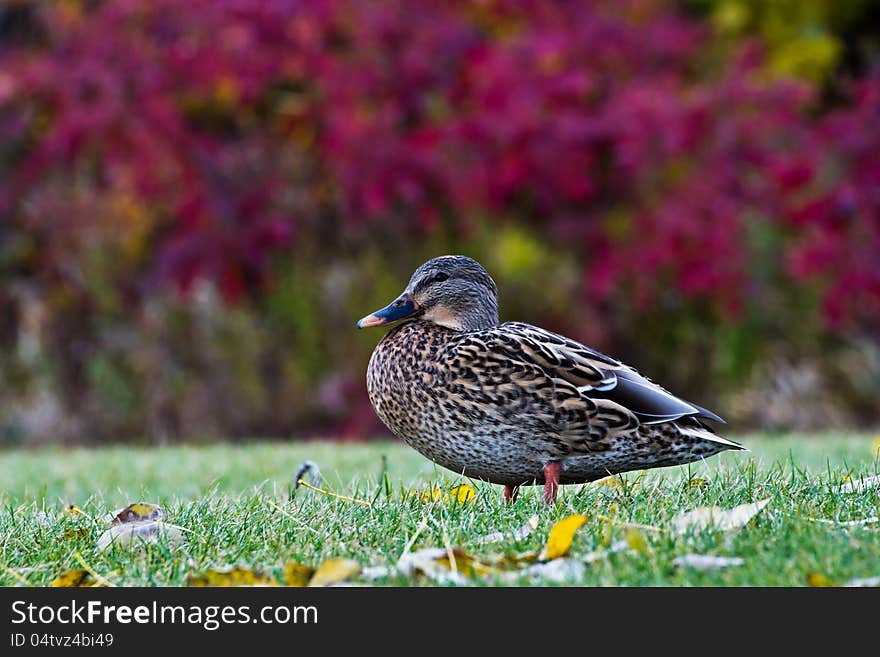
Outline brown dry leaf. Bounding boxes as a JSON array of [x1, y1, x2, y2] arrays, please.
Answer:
[[397, 548, 468, 585], [111, 503, 165, 525], [50, 569, 102, 588], [188, 566, 278, 587], [284, 562, 315, 587], [806, 572, 836, 587], [308, 558, 361, 587], [670, 499, 771, 535], [672, 554, 745, 571], [435, 548, 495, 578], [97, 521, 185, 551], [63, 528, 90, 540], [539, 514, 588, 561]]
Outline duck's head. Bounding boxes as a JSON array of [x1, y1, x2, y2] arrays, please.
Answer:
[[357, 255, 499, 331]]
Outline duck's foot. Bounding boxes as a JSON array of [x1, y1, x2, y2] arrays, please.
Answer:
[[542, 462, 562, 504], [503, 485, 519, 504]]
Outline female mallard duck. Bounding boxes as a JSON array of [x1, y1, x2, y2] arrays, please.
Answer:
[[358, 255, 743, 504]]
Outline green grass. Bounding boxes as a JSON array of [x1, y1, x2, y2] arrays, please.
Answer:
[[1, 434, 878, 586]]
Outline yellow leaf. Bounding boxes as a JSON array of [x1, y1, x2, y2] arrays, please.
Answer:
[[449, 484, 476, 505], [625, 528, 650, 556], [111, 503, 165, 525], [63, 528, 90, 540], [686, 478, 708, 489], [50, 569, 101, 588], [64, 505, 83, 517], [308, 558, 360, 587], [187, 567, 277, 587], [540, 514, 588, 561], [806, 573, 835, 587], [284, 562, 315, 587], [871, 436, 880, 455]]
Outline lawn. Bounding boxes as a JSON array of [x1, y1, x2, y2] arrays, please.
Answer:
[[1, 434, 878, 586]]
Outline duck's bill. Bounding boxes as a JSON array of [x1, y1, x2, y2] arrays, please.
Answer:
[[356, 292, 420, 329]]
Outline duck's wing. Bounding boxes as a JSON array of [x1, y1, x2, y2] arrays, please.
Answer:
[[490, 322, 724, 426]]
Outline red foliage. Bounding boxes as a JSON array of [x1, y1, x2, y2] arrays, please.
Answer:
[[1, 0, 878, 326]]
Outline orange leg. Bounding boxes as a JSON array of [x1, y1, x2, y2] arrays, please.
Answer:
[[503, 485, 519, 503], [542, 462, 562, 504]]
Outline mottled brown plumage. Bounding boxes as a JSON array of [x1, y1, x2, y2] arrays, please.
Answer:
[[358, 256, 744, 502]]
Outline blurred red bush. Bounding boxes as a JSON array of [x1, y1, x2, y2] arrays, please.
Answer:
[[0, 0, 877, 442]]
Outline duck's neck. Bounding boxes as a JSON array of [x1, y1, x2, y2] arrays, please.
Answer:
[[421, 297, 499, 332]]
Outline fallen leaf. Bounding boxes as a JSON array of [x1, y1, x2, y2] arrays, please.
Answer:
[[284, 563, 315, 587], [624, 528, 650, 556], [871, 437, 880, 456], [806, 572, 835, 587], [449, 484, 476, 504], [474, 515, 539, 545], [670, 499, 771, 535], [830, 475, 880, 494], [435, 548, 495, 578], [686, 478, 708, 489], [63, 528, 90, 540], [805, 516, 878, 527], [97, 521, 185, 551], [188, 566, 278, 587], [844, 575, 880, 587], [504, 558, 586, 584], [308, 558, 361, 587], [110, 503, 165, 525], [540, 514, 588, 561], [50, 569, 101, 588], [397, 548, 468, 585], [672, 554, 745, 570], [64, 505, 83, 517]]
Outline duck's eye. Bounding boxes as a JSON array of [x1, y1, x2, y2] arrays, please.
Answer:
[[432, 273, 449, 284]]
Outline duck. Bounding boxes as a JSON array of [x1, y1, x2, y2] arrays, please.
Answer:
[[357, 255, 744, 504]]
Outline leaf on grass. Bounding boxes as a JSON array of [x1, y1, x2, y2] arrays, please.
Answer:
[[830, 475, 880, 494], [805, 516, 878, 527], [409, 485, 476, 505], [50, 569, 102, 588], [64, 505, 84, 517], [110, 503, 165, 525], [188, 566, 278, 587], [686, 478, 708, 489], [670, 499, 771, 535], [63, 528, 90, 540], [806, 572, 835, 587], [624, 528, 650, 556], [449, 484, 476, 504], [540, 514, 588, 561], [844, 575, 880, 587], [397, 548, 468, 585], [97, 521, 184, 551], [308, 558, 361, 587], [672, 554, 745, 571], [474, 515, 539, 545], [871, 436, 880, 456], [504, 558, 586, 584], [582, 540, 636, 564], [284, 562, 315, 587]]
